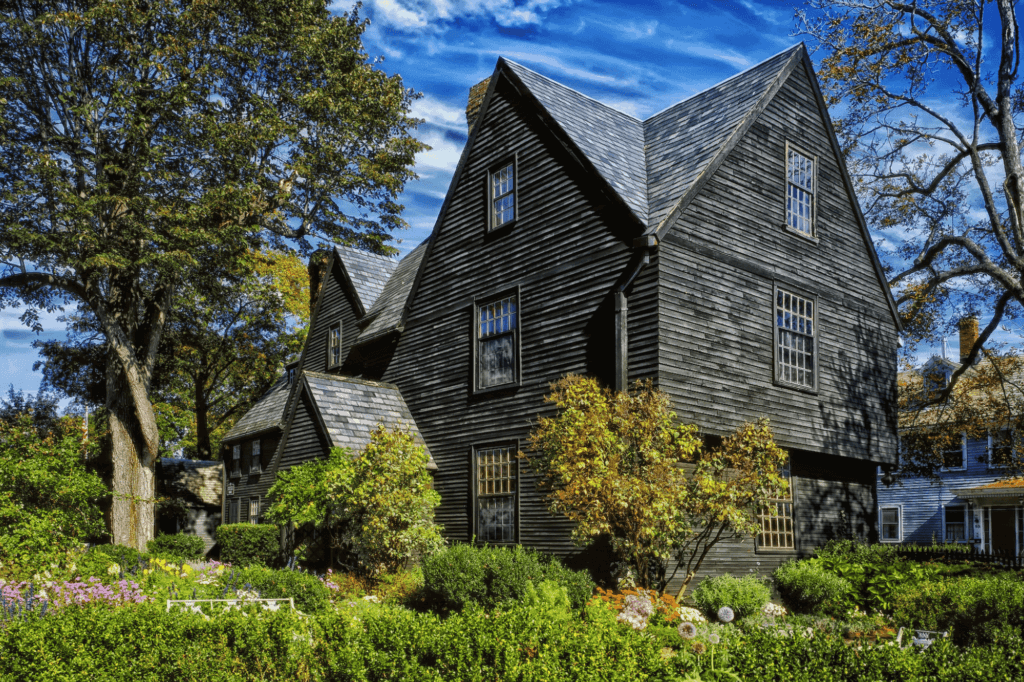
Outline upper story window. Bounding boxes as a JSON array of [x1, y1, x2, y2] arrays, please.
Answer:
[[774, 287, 817, 391], [990, 429, 1014, 468], [230, 444, 241, 478], [940, 434, 965, 471], [475, 292, 519, 390], [489, 160, 516, 230], [250, 439, 262, 475], [879, 506, 901, 542], [327, 321, 342, 369], [474, 445, 518, 543], [786, 145, 816, 237]]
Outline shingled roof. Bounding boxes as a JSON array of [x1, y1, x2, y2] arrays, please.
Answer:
[[334, 245, 399, 314], [355, 240, 429, 346], [502, 45, 804, 233], [223, 375, 291, 442], [300, 370, 436, 470]]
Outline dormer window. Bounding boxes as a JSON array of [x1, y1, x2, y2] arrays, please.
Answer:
[[489, 159, 516, 230], [924, 365, 952, 400], [786, 144, 816, 238]]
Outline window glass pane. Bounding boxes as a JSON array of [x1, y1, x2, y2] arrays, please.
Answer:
[[477, 446, 516, 543], [478, 496, 516, 543], [944, 506, 966, 541], [786, 150, 814, 235], [942, 438, 963, 469], [776, 289, 815, 388], [992, 430, 1013, 466], [491, 163, 515, 228], [758, 471, 794, 549], [478, 295, 517, 388]]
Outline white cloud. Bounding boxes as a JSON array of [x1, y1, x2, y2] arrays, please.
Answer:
[[620, 20, 658, 40], [415, 130, 465, 172], [363, 0, 571, 32], [663, 39, 752, 70], [411, 94, 466, 131]]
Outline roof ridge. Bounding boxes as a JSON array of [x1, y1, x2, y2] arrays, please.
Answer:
[[501, 59, 643, 122], [643, 43, 804, 123], [333, 243, 399, 263], [302, 370, 401, 392]]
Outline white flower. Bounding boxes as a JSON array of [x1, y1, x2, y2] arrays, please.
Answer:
[[677, 607, 707, 623], [362, 595, 380, 603], [717, 606, 734, 623]]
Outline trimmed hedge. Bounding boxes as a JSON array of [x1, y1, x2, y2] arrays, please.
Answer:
[[891, 577, 1024, 646], [420, 543, 595, 612], [147, 533, 206, 562], [225, 566, 331, 614], [216, 524, 280, 568]]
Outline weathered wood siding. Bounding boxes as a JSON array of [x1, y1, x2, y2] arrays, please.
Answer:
[[657, 63, 898, 464], [222, 432, 281, 525], [304, 257, 363, 376], [275, 390, 332, 474], [383, 73, 656, 558]]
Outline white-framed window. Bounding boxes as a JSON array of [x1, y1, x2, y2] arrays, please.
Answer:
[[473, 445, 518, 543], [940, 434, 966, 471], [474, 291, 519, 391], [327, 321, 342, 369], [774, 286, 817, 391], [879, 506, 902, 542], [230, 444, 241, 478], [489, 159, 516, 230], [989, 429, 1014, 468], [249, 497, 260, 524], [786, 144, 816, 237], [757, 466, 795, 550], [250, 439, 262, 475], [944, 504, 967, 542]]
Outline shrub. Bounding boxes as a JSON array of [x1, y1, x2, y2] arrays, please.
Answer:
[[891, 577, 1024, 646], [225, 566, 331, 614], [216, 524, 279, 568], [147, 533, 206, 562], [420, 543, 594, 612], [692, 573, 770, 620], [773, 559, 854, 617], [74, 545, 152, 583]]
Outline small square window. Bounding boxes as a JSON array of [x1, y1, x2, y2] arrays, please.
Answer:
[[230, 444, 241, 478], [786, 146, 816, 237], [880, 507, 901, 542], [250, 440, 262, 475], [489, 161, 516, 229], [474, 445, 518, 543], [944, 505, 967, 542], [327, 322, 342, 369], [774, 287, 817, 391], [475, 293, 519, 390], [249, 497, 260, 524]]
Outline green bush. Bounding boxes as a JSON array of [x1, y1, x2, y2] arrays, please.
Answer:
[[891, 577, 1024, 646], [74, 544, 152, 582], [420, 543, 594, 612], [225, 566, 331, 614], [216, 524, 280, 568], [773, 559, 854, 617], [692, 573, 770, 619], [147, 533, 206, 562]]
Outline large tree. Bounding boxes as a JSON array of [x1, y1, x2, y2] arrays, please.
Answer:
[[0, 0, 424, 550], [799, 0, 1024, 474]]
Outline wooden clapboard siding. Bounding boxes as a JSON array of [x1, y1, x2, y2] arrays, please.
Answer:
[[304, 257, 363, 376], [276, 390, 332, 473], [657, 63, 898, 463], [383, 73, 648, 555], [223, 432, 281, 525]]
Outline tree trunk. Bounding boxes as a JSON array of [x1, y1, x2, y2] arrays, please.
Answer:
[[107, 359, 157, 552], [195, 371, 212, 459]]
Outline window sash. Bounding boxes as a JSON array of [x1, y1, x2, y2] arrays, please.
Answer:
[[328, 323, 342, 368], [249, 497, 260, 524], [250, 440, 262, 474], [476, 446, 517, 543], [880, 507, 901, 541], [758, 470, 794, 550], [231, 444, 241, 477], [229, 498, 240, 524], [786, 149, 814, 236], [491, 163, 515, 228], [942, 437, 965, 470], [944, 506, 967, 542], [776, 289, 815, 389], [990, 430, 1014, 467], [477, 295, 518, 389]]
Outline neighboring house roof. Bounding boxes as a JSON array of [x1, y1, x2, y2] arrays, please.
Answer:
[[334, 245, 399, 314], [355, 240, 429, 346], [222, 374, 291, 442], [157, 458, 223, 507], [299, 370, 437, 470], [951, 477, 1024, 502]]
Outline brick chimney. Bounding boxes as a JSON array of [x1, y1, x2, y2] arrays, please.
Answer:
[[959, 316, 978, 364], [466, 78, 491, 134]]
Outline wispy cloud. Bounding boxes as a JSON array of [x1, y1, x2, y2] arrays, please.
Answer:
[[362, 0, 572, 32], [411, 94, 466, 131]]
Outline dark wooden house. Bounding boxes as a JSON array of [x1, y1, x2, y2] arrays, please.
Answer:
[[155, 457, 223, 555], [226, 44, 900, 590]]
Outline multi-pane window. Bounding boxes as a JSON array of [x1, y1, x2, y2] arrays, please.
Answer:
[[990, 429, 1014, 467], [490, 162, 515, 229], [786, 147, 815, 236], [775, 288, 816, 389], [250, 440, 262, 475], [944, 505, 967, 542], [758, 469, 794, 550], [229, 497, 240, 524], [249, 497, 260, 524], [880, 507, 901, 541], [328, 322, 342, 368], [230, 444, 241, 478], [941, 435, 965, 470], [476, 446, 517, 543], [477, 294, 518, 389]]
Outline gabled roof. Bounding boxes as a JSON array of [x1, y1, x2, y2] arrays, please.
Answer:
[[355, 240, 429, 346], [334, 245, 399, 315], [299, 371, 436, 470], [222, 374, 292, 442]]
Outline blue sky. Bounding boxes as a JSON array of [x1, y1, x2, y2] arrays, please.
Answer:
[[0, 0, 1000, 399]]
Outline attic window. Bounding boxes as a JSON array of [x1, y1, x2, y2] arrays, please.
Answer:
[[327, 321, 342, 369], [489, 160, 516, 230], [786, 146, 816, 237]]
